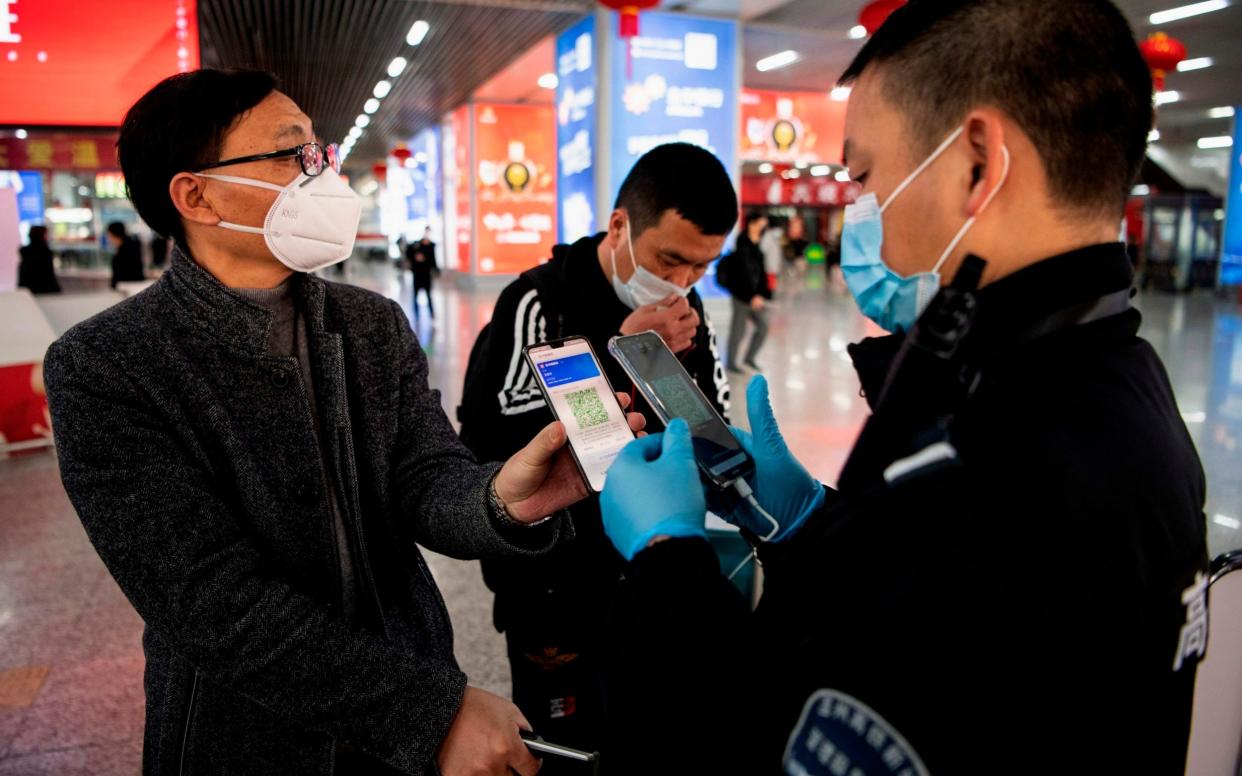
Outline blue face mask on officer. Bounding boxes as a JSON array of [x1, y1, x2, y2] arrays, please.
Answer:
[[841, 125, 1011, 333]]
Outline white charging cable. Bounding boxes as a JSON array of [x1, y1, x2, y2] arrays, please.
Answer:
[[725, 478, 781, 581]]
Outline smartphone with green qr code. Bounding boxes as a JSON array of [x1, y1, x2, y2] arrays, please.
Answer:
[[524, 337, 635, 493], [609, 331, 754, 490]]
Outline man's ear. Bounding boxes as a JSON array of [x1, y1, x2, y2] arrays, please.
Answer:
[[606, 208, 627, 246], [169, 172, 223, 228], [963, 110, 1009, 219]]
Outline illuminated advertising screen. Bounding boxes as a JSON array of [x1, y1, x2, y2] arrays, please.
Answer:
[[740, 89, 847, 165], [1222, 114, 1242, 286], [0, 170, 44, 223], [473, 102, 557, 275], [607, 11, 737, 203], [0, 0, 199, 126], [450, 105, 471, 272], [556, 15, 597, 245], [404, 127, 440, 227]]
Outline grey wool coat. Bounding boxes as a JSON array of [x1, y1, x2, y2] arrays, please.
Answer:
[[43, 248, 568, 775]]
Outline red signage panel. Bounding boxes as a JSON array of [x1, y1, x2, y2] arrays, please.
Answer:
[[473, 102, 556, 275], [450, 105, 471, 273], [0, 0, 200, 126], [741, 174, 860, 207], [0, 135, 119, 170], [740, 89, 846, 165]]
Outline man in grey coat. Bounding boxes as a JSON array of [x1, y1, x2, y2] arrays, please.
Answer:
[[43, 69, 644, 776]]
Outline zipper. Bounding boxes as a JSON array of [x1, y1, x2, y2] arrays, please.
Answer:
[[336, 429, 385, 630], [177, 669, 200, 776], [331, 338, 389, 637], [287, 358, 346, 611]]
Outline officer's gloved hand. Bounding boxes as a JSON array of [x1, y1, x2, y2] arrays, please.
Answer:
[[708, 375, 825, 542], [601, 419, 708, 561]]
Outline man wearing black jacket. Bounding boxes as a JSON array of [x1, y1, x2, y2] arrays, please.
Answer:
[[457, 143, 736, 758], [406, 226, 439, 319], [721, 211, 773, 372], [107, 221, 146, 289], [596, 1, 1208, 774]]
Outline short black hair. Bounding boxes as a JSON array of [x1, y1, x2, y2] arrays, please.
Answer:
[[106, 221, 128, 239], [840, 0, 1152, 217], [28, 225, 47, 243], [117, 69, 279, 246], [614, 143, 738, 236]]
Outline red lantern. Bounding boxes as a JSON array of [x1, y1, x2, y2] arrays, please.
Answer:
[[598, 0, 660, 78], [391, 144, 412, 165], [1139, 32, 1186, 91], [858, 0, 906, 36], [598, 0, 660, 38], [371, 162, 386, 183]]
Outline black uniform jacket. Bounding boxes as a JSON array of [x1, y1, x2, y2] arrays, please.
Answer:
[[601, 243, 1208, 775]]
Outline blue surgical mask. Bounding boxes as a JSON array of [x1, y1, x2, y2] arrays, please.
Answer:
[[841, 126, 1010, 333], [610, 218, 691, 309]]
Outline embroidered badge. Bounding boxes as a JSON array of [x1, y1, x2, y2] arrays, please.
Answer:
[[784, 689, 930, 776]]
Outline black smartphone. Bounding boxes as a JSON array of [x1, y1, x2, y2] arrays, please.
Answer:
[[520, 731, 599, 771], [524, 336, 635, 493], [608, 331, 754, 490]]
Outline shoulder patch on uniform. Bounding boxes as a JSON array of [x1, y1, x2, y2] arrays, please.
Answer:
[[882, 441, 957, 485], [784, 689, 929, 776]]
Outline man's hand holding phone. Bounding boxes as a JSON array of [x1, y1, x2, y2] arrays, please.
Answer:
[[619, 293, 700, 354], [494, 392, 647, 522], [437, 686, 540, 776]]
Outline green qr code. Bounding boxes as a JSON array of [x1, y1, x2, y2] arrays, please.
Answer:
[[565, 387, 610, 429]]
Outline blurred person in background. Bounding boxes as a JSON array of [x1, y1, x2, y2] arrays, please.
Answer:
[[107, 221, 145, 289], [406, 225, 439, 320], [18, 225, 60, 294], [759, 215, 785, 292], [150, 232, 171, 269], [784, 216, 808, 282], [718, 211, 772, 373]]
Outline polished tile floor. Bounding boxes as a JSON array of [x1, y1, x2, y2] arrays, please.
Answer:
[[0, 262, 1239, 772]]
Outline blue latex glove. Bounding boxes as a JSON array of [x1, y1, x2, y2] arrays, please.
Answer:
[[708, 375, 826, 542], [601, 419, 708, 561]]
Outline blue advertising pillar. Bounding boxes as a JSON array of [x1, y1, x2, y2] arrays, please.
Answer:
[[556, 10, 739, 243], [555, 15, 600, 244], [1221, 110, 1242, 288]]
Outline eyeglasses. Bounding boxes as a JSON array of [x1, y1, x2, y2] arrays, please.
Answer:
[[195, 142, 340, 177]]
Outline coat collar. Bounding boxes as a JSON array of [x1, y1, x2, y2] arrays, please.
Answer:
[[961, 242, 1135, 357], [162, 247, 328, 354], [848, 242, 1137, 405]]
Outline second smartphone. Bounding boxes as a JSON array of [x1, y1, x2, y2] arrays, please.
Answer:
[[609, 331, 754, 490]]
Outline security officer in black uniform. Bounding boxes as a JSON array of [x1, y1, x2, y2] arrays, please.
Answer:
[[594, 1, 1209, 774]]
